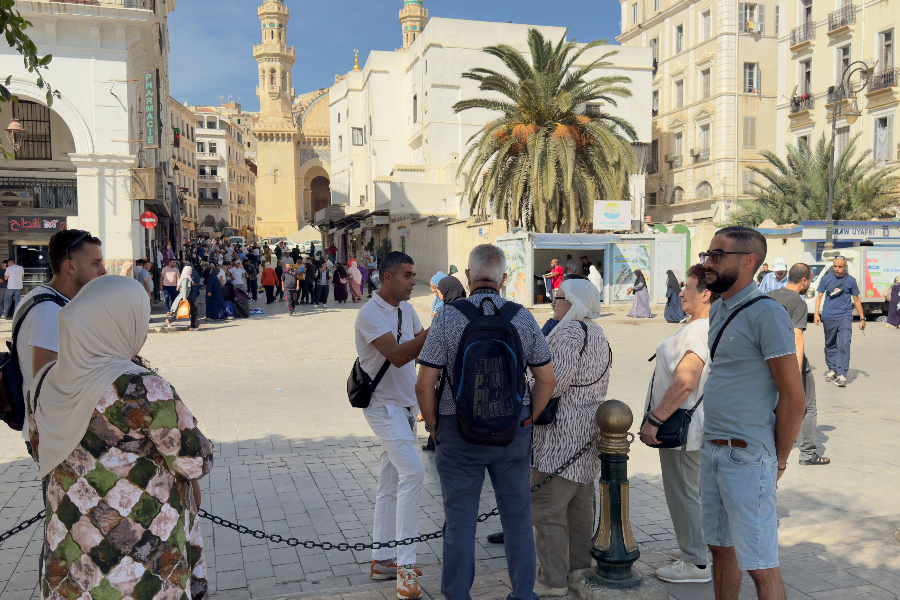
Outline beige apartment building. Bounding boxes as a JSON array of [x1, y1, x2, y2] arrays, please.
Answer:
[[618, 0, 780, 224], [775, 0, 897, 167], [169, 98, 200, 239]]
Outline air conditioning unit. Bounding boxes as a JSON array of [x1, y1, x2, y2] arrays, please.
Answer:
[[690, 148, 701, 157], [664, 154, 673, 163]]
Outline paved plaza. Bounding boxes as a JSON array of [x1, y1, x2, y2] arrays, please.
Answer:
[[0, 289, 899, 600]]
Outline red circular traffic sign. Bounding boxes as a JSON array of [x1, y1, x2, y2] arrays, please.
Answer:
[[140, 211, 158, 229]]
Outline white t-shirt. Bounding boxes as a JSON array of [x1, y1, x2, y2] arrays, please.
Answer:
[[565, 259, 578, 275], [645, 317, 709, 452], [283, 256, 294, 267], [228, 267, 245, 285], [15, 285, 69, 440], [354, 293, 423, 410], [5, 265, 24, 289]]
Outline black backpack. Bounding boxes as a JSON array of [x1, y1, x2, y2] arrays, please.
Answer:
[[0, 293, 67, 431], [448, 297, 526, 447]]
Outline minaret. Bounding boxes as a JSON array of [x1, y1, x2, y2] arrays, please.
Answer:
[[254, 0, 294, 119], [399, 0, 427, 49]]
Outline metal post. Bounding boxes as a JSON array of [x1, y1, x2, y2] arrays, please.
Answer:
[[825, 84, 840, 250], [591, 400, 640, 582]]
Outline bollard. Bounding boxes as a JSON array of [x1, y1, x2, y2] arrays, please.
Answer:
[[590, 399, 640, 582]]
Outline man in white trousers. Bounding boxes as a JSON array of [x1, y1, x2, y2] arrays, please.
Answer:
[[354, 251, 429, 599]]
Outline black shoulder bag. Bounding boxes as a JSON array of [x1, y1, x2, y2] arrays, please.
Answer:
[[641, 295, 774, 448], [347, 308, 403, 409], [535, 322, 613, 426]]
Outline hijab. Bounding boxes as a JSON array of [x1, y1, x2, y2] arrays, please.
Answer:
[[448, 265, 459, 275], [179, 266, 193, 286], [120, 261, 134, 278], [335, 263, 347, 278], [31, 276, 151, 477], [430, 271, 446, 287], [548, 279, 603, 343], [633, 269, 647, 288], [588, 265, 603, 290], [438, 276, 466, 303], [894, 276, 900, 285], [666, 270, 680, 294]]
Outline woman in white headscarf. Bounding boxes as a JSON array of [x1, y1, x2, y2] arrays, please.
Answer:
[[26, 276, 213, 600], [531, 279, 612, 595], [166, 265, 198, 329], [588, 264, 603, 299]]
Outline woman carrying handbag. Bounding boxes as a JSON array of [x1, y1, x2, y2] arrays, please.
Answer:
[[639, 264, 719, 584], [166, 265, 199, 330]]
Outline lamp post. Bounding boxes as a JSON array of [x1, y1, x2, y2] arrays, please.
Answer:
[[825, 60, 869, 249]]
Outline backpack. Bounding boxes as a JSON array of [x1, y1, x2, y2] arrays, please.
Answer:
[[0, 293, 68, 431], [447, 296, 526, 447]]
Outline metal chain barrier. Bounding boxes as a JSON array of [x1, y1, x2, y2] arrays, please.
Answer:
[[0, 438, 598, 550]]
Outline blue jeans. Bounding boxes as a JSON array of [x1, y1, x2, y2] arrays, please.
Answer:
[[434, 407, 536, 600], [3, 288, 21, 317], [701, 441, 779, 571], [163, 285, 178, 313], [822, 316, 852, 376]]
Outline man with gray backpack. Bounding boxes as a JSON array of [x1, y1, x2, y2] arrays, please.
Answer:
[[416, 244, 557, 600]]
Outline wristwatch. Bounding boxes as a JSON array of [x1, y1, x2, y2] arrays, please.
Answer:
[[424, 424, 437, 433]]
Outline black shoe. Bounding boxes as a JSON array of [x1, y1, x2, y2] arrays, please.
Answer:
[[487, 532, 504, 544], [799, 454, 830, 465], [422, 437, 435, 451]]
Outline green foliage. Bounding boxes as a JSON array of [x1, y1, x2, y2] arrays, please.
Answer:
[[378, 237, 392, 260], [729, 133, 900, 227], [215, 219, 229, 233], [455, 28, 638, 233]]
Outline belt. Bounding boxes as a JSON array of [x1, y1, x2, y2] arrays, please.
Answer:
[[709, 438, 748, 448]]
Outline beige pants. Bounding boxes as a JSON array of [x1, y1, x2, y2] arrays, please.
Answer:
[[530, 467, 594, 588], [658, 448, 707, 566]]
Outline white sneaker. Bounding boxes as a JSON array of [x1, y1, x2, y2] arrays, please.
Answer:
[[655, 560, 712, 584], [834, 375, 847, 387], [824, 370, 836, 381]]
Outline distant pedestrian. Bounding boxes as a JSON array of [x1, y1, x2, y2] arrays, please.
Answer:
[[813, 255, 865, 387], [416, 244, 557, 600], [355, 251, 429, 596], [626, 269, 654, 318], [429, 272, 445, 318], [588, 265, 603, 299], [886, 276, 900, 329], [565, 253, 578, 276], [206, 264, 227, 321], [448, 264, 468, 295], [758, 257, 788, 293], [700, 226, 805, 599], [768, 263, 829, 466], [756, 263, 770, 284], [166, 265, 199, 330], [244, 258, 259, 301], [664, 269, 685, 323], [261, 262, 278, 304], [135, 259, 153, 300], [228, 259, 246, 294], [274, 260, 285, 301], [161, 259, 180, 315], [545, 258, 564, 303], [333, 262, 349, 304], [349, 258, 363, 302], [302, 257, 315, 304], [367, 254, 378, 297], [580, 256, 592, 277], [315, 259, 331, 307], [282, 263, 300, 314], [3, 257, 25, 317]]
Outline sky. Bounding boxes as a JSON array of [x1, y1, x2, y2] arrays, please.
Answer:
[[167, 0, 624, 112]]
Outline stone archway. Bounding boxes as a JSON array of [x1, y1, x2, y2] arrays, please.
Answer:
[[311, 176, 330, 214]]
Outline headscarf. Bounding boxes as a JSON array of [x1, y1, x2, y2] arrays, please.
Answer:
[[438, 276, 466, 303], [448, 265, 459, 275], [349, 259, 358, 269], [633, 269, 647, 288], [31, 276, 150, 477], [666, 270, 680, 294], [588, 265, 603, 291], [179, 266, 193, 286], [430, 271, 446, 286], [548, 279, 603, 343], [894, 276, 900, 285], [120, 261, 134, 278], [335, 263, 347, 278], [264, 262, 271, 270]]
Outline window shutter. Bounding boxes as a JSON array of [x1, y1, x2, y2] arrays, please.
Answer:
[[775, 6, 779, 34], [756, 64, 761, 93], [738, 3, 745, 29], [758, 5, 765, 33], [750, 117, 756, 148]]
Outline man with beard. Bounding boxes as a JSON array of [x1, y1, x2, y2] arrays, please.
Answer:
[[14, 229, 107, 446], [699, 226, 805, 600]]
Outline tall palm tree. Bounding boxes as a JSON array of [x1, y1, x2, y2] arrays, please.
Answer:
[[729, 132, 899, 227], [454, 28, 638, 233]]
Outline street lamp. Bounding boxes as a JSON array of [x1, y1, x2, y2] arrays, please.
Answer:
[[4, 119, 27, 152], [825, 60, 870, 249]]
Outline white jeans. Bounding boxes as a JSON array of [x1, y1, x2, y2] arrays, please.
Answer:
[[363, 405, 425, 566]]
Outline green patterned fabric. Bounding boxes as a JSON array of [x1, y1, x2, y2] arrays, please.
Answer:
[[27, 373, 214, 600]]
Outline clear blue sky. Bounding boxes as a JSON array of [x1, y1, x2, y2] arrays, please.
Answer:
[[167, 0, 623, 111]]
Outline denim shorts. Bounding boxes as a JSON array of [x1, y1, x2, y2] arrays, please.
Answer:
[[701, 440, 779, 570]]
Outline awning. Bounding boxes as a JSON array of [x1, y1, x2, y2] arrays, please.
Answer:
[[530, 233, 622, 249]]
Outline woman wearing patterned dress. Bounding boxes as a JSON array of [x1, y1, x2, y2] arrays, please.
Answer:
[[531, 279, 611, 596], [27, 276, 213, 600]]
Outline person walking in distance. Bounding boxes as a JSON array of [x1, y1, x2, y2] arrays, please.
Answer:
[[3, 257, 24, 317], [813, 256, 865, 387], [282, 263, 300, 314], [768, 264, 830, 466], [700, 226, 806, 600], [416, 244, 557, 600], [758, 257, 788, 294], [161, 258, 180, 315], [14, 230, 107, 447], [135, 259, 153, 300], [355, 251, 429, 597], [274, 259, 285, 302]]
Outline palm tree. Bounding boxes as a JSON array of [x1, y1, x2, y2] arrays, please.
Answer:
[[729, 132, 899, 227], [454, 28, 639, 233]]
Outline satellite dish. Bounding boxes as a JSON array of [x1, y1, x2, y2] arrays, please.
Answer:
[[790, 85, 798, 98]]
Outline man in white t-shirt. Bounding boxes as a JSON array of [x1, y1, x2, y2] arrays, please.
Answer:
[[3, 258, 25, 318], [14, 229, 106, 443], [228, 260, 246, 292], [354, 251, 429, 596]]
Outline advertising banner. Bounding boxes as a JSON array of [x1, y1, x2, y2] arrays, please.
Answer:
[[863, 250, 900, 300], [612, 243, 651, 301], [7, 216, 67, 232], [593, 200, 632, 231]]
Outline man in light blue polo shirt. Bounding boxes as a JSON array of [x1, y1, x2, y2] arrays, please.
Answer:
[[700, 226, 807, 600]]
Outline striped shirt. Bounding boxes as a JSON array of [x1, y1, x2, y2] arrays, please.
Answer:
[[533, 320, 611, 484]]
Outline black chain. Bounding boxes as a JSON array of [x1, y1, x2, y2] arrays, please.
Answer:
[[0, 439, 598, 551]]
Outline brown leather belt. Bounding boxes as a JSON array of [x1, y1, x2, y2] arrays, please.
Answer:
[[710, 438, 748, 448]]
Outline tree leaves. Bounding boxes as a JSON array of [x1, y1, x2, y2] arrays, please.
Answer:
[[0, 3, 61, 119]]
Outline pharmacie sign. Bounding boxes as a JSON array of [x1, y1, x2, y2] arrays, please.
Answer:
[[143, 69, 159, 149]]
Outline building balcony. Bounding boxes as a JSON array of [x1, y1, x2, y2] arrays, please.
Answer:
[[198, 197, 222, 206], [198, 174, 221, 182], [197, 152, 223, 160], [740, 21, 759, 34], [648, 157, 659, 174], [790, 23, 815, 49], [826, 85, 845, 104], [692, 148, 711, 162], [252, 44, 295, 59], [669, 155, 683, 169], [48, 0, 155, 9], [827, 6, 855, 33], [790, 95, 814, 114], [868, 68, 900, 93]]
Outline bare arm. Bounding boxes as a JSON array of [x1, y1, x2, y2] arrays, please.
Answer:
[[794, 329, 804, 373], [813, 292, 824, 325], [853, 296, 866, 329], [639, 351, 704, 446], [192, 480, 201, 507], [415, 365, 441, 432], [529, 363, 558, 422], [768, 353, 806, 479], [371, 328, 430, 368], [32, 347, 58, 378]]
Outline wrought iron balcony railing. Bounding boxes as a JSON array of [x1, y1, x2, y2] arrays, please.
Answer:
[[790, 95, 814, 114], [790, 22, 816, 46], [868, 68, 900, 93], [672, 155, 683, 168], [827, 5, 855, 31]]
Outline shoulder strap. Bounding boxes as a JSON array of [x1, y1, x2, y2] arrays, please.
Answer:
[[497, 300, 522, 321], [449, 299, 480, 321], [371, 307, 403, 389], [33, 363, 54, 411], [578, 321, 589, 356], [11, 294, 67, 356], [710, 295, 774, 361]]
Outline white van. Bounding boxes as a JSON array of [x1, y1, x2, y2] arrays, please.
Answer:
[[228, 236, 245, 246]]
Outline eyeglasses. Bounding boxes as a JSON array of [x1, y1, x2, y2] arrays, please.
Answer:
[[699, 250, 749, 264], [64, 230, 90, 260]]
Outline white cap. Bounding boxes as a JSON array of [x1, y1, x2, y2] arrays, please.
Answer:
[[773, 257, 787, 271]]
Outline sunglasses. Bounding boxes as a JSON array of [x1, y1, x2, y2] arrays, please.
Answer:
[[699, 250, 749, 263], [64, 230, 90, 260]]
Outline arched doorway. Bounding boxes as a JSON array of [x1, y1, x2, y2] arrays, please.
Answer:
[[311, 176, 330, 214]]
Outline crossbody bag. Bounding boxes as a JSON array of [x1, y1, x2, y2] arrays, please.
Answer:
[[347, 308, 403, 409], [641, 295, 774, 449]]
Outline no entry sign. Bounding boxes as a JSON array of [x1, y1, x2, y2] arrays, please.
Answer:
[[140, 211, 158, 229]]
